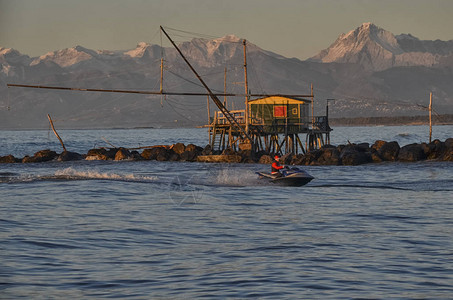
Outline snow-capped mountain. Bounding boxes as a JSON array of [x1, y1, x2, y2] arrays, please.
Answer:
[[1, 24, 452, 129], [124, 42, 163, 61], [0, 47, 30, 62], [30, 45, 100, 67], [176, 35, 284, 68], [0, 47, 32, 71], [177, 35, 245, 67], [310, 22, 453, 71]]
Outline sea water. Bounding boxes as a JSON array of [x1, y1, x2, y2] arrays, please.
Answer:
[[1, 125, 452, 298]]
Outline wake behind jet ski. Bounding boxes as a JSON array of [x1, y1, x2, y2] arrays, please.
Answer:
[[256, 155, 314, 186]]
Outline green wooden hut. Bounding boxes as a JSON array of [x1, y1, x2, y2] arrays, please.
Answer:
[[248, 96, 311, 134]]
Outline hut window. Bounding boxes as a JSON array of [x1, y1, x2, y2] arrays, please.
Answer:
[[274, 106, 287, 118], [292, 108, 298, 115]]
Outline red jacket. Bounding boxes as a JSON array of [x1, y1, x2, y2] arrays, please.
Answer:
[[271, 161, 284, 173]]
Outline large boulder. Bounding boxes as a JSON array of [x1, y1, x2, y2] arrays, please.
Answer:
[[180, 150, 197, 161], [130, 150, 143, 161], [372, 140, 386, 151], [440, 138, 453, 161], [141, 148, 157, 160], [280, 153, 293, 165], [86, 148, 111, 160], [258, 155, 273, 164], [177, 144, 202, 161], [370, 148, 384, 163], [356, 143, 370, 152], [107, 148, 118, 159], [372, 141, 400, 161], [445, 138, 453, 150], [168, 151, 180, 161], [340, 145, 372, 165], [336, 144, 346, 153], [34, 149, 58, 162], [317, 147, 341, 165], [156, 148, 171, 161], [0, 155, 18, 163], [22, 149, 58, 163], [420, 143, 431, 157], [185, 144, 198, 153], [170, 143, 186, 155], [141, 146, 167, 160], [237, 150, 256, 163], [302, 149, 323, 165], [397, 143, 427, 162], [290, 154, 305, 165], [22, 156, 34, 163], [441, 150, 453, 161], [201, 145, 213, 155], [58, 151, 84, 161], [114, 148, 131, 161], [424, 140, 446, 160]]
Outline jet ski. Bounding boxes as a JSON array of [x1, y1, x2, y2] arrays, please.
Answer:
[[256, 166, 314, 186]]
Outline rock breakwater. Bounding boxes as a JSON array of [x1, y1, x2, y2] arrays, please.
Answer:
[[1, 139, 452, 165]]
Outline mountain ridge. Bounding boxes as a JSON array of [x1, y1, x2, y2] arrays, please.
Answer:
[[310, 22, 453, 71], [1, 23, 452, 129]]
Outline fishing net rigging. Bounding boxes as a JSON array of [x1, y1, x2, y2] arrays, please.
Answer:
[[245, 49, 267, 96], [164, 96, 206, 123], [160, 27, 262, 94], [161, 26, 241, 44]]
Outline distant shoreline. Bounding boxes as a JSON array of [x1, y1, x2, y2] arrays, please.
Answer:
[[330, 114, 453, 127], [1, 115, 453, 130]]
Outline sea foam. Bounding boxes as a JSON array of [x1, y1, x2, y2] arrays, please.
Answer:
[[54, 167, 157, 182]]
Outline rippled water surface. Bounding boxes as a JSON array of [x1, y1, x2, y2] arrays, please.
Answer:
[[1, 126, 453, 298]]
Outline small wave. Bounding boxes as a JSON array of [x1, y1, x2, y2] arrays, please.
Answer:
[[397, 132, 412, 137], [53, 167, 158, 182], [2, 167, 158, 184], [0, 218, 26, 226], [310, 183, 410, 190], [395, 132, 424, 143], [22, 239, 81, 249], [0, 172, 18, 183], [309, 179, 453, 192]]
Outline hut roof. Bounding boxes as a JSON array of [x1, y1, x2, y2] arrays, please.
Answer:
[[248, 96, 312, 104]]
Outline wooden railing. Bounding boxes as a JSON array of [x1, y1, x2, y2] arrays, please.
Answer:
[[214, 110, 246, 125], [212, 110, 331, 132]]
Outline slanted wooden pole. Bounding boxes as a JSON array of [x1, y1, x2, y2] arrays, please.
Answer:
[[224, 67, 227, 108], [429, 92, 433, 143], [160, 26, 252, 143], [47, 114, 67, 151], [160, 58, 164, 93], [207, 95, 211, 124], [311, 84, 314, 128]]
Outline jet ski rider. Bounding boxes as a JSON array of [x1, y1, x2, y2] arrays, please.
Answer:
[[271, 155, 284, 177]]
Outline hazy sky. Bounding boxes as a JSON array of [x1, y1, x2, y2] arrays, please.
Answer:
[[1, 0, 452, 60]]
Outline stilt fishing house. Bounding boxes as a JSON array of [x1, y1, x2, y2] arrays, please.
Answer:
[[208, 94, 331, 154]]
